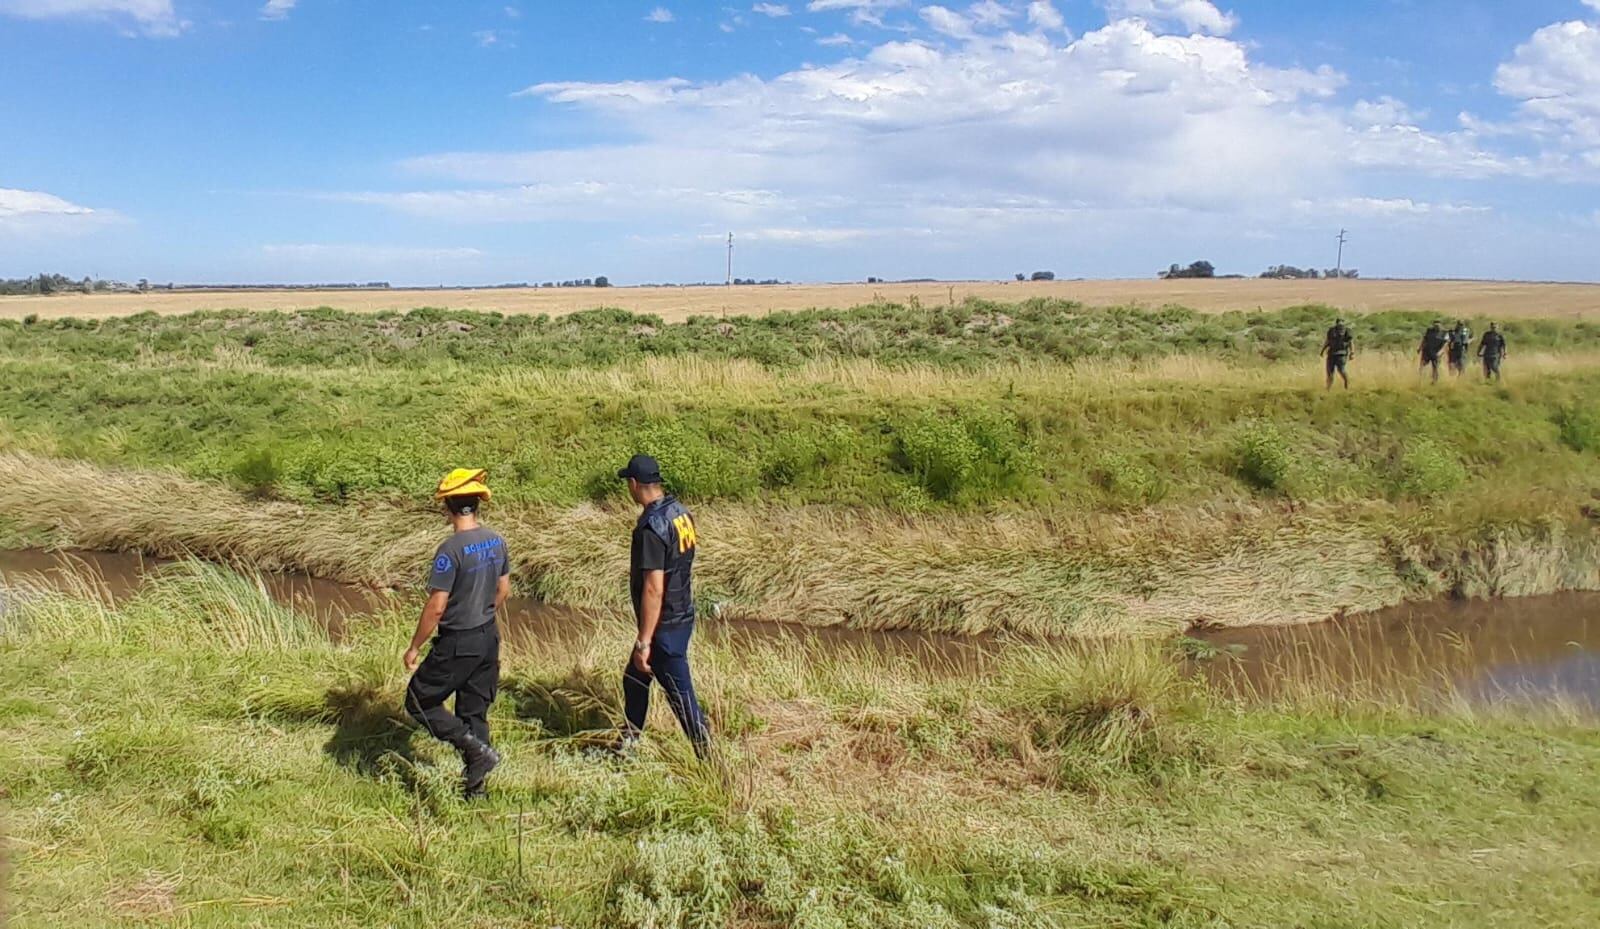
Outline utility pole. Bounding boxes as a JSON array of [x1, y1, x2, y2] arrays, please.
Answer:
[[1335, 228, 1348, 278], [726, 232, 734, 286]]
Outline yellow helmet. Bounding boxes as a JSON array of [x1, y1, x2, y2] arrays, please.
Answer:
[[434, 468, 491, 502]]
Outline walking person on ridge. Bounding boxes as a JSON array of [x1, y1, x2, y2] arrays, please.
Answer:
[[615, 454, 711, 759], [1418, 320, 1448, 384], [1320, 317, 1354, 390], [1448, 319, 1473, 377], [1478, 322, 1508, 382], [403, 468, 510, 799]]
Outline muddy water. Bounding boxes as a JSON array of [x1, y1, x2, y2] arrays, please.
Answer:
[[1196, 594, 1600, 709], [3, 548, 1598, 708]]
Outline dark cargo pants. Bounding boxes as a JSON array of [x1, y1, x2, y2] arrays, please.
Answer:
[[405, 622, 500, 748], [623, 621, 710, 756]]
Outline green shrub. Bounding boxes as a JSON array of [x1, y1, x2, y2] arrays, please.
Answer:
[[230, 448, 282, 498], [1233, 420, 1298, 493], [1091, 452, 1166, 508], [1556, 405, 1600, 454], [1394, 439, 1468, 499], [893, 410, 1035, 502], [633, 422, 759, 500]]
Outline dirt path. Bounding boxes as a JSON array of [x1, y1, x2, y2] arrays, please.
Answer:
[[4, 278, 1597, 321]]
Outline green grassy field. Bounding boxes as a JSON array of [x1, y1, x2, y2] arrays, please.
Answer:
[[2, 567, 1597, 928], [1, 300, 1599, 633]]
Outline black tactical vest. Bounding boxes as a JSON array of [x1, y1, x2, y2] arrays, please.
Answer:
[[640, 496, 698, 625]]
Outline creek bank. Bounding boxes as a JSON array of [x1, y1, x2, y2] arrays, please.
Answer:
[[3, 451, 1599, 637]]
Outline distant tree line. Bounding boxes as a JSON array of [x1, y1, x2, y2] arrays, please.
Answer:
[[538, 277, 611, 288], [732, 278, 787, 286], [1260, 265, 1359, 280], [0, 273, 129, 295], [1014, 271, 1056, 281]]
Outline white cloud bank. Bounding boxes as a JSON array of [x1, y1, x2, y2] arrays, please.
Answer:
[[0, 0, 185, 36], [259, 0, 295, 22], [323, 4, 1597, 279]]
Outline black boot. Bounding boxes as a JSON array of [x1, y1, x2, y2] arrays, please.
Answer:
[[456, 734, 500, 799]]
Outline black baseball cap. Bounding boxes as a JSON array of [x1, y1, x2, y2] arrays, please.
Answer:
[[617, 454, 663, 484]]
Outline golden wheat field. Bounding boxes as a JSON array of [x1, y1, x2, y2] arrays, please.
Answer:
[[4, 277, 1599, 321]]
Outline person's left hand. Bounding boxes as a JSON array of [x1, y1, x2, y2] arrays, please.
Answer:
[[403, 647, 421, 672]]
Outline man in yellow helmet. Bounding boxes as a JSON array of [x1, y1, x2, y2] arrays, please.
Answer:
[[403, 468, 511, 799]]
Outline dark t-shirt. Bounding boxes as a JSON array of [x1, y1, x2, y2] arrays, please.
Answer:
[[629, 524, 669, 622], [427, 526, 510, 631], [1482, 332, 1506, 357], [1326, 326, 1351, 357]]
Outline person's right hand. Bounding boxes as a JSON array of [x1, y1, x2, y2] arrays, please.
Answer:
[[632, 643, 652, 675], [403, 647, 420, 672]]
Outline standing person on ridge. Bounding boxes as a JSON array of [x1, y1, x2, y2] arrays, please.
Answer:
[[1448, 319, 1473, 376], [1320, 317, 1354, 390], [615, 454, 710, 758], [1478, 322, 1508, 382], [1418, 320, 1448, 384], [403, 468, 510, 799]]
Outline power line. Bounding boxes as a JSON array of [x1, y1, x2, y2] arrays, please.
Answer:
[[726, 232, 734, 286], [1335, 228, 1349, 277]]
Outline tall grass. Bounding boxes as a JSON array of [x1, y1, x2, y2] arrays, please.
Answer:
[[2, 574, 1597, 927]]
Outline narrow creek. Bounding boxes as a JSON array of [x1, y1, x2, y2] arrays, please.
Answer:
[[3, 548, 1597, 709]]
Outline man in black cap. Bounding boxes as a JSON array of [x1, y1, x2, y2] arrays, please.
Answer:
[[615, 454, 710, 758], [1320, 317, 1354, 390]]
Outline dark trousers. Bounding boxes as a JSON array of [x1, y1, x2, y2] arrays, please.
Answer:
[[623, 621, 709, 755], [1483, 356, 1503, 380], [1422, 353, 1441, 382], [406, 623, 500, 749]]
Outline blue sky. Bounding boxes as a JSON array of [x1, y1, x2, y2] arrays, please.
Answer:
[[2, 0, 1598, 284]]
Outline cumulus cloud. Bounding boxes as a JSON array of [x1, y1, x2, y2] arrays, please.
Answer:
[[752, 2, 790, 16], [0, 0, 185, 36], [644, 6, 673, 23], [1495, 18, 1600, 149], [323, 3, 1587, 277], [1103, 0, 1236, 36], [1025, 1, 1063, 32], [259, 0, 294, 21]]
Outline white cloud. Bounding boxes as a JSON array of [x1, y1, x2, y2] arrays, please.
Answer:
[[1025, 1, 1063, 33], [1103, 0, 1236, 36], [645, 6, 674, 23], [259, 0, 294, 22], [919, 5, 972, 39], [0, 187, 96, 219], [816, 32, 855, 45], [0, 187, 120, 236], [966, 0, 1010, 28], [1294, 197, 1490, 219], [752, 2, 790, 16], [1495, 19, 1600, 149], [0, 0, 184, 36], [327, 6, 1592, 278], [474, 29, 514, 47], [808, 0, 907, 27], [262, 244, 484, 262]]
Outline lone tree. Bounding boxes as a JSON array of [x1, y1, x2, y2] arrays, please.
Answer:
[[594, 276, 611, 287]]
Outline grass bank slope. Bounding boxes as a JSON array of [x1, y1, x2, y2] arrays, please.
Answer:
[[4, 277, 1599, 321], [2, 302, 1599, 633], [2, 570, 1597, 928]]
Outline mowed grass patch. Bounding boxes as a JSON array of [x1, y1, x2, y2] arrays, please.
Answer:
[[1, 572, 1598, 927]]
